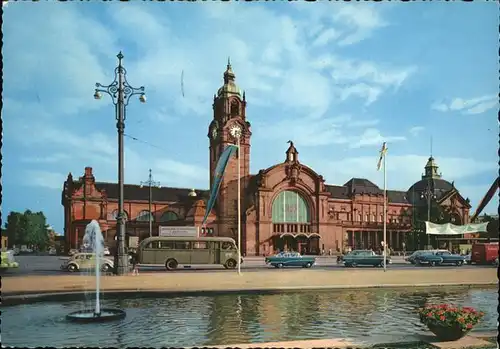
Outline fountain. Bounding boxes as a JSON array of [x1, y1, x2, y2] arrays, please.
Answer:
[[66, 220, 126, 323]]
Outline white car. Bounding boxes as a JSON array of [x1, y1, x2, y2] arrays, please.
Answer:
[[104, 247, 110, 256], [48, 248, 57, 255]]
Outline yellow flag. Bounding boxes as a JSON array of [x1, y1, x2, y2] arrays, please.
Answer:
[[377, 142, 387, 171]]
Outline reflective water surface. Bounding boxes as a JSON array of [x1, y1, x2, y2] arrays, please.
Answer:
[[3, 287, 497, 348]]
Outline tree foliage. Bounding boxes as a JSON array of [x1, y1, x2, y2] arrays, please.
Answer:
[[478, 214, 499, 239], [406, 202, 451, 250], [4, 210, 50, 250]]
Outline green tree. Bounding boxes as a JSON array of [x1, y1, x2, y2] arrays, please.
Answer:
[[4, 210, 50, 250], [409, 202, 450, 250], [478, 214, 499, 240], [4, 211, 25, 247]]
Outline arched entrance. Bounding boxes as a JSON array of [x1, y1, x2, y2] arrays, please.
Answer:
[[271, 190, 319, 255]]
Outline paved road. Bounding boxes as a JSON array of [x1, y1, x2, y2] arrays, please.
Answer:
[[2, 255, 494, 277]]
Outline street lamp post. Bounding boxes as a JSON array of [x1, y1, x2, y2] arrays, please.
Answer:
[[140, 169, 161, 238], [420, 179, 436, 250], [94, 51, 146, 275]]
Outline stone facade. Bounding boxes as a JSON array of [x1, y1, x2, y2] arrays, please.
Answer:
[[61, 63, 471, 255]]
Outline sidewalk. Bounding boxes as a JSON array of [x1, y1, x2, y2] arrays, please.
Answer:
[[3, 268, 496, 296], [213, 332, 497, 349]]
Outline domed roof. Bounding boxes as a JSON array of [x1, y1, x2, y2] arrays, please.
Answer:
[[217, 83, 241, 97], [217, 59, 241, 97], [406, 156, 454, 205]]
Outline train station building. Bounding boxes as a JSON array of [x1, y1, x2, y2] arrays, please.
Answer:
[[61, 63, 471, 255]]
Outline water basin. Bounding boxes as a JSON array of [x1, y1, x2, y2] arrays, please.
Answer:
[[2, 286, 497, 348]]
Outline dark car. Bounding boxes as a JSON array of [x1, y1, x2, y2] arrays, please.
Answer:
[[265, 252, 316, 268], [343, 250, 391, 268], [405, 250, 430, 264], [416, 251, 465, 267]]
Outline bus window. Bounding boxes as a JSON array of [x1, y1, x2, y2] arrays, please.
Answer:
[[212, 242, 220, 250], [221, 242, 235, 250], [193, 242, 209, 249], [147, 241, 159, 249], [174, 242, 191, 250], [160, 241, 174, 249]]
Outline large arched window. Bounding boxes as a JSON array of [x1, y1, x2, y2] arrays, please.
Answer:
[[271, 190, 310, 223], [136, 210, 154, 222], [159, 211, 179, 222], [110, 210, 129, 221]]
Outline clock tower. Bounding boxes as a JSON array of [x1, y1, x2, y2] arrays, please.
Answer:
[[208, 59, 251, 238]]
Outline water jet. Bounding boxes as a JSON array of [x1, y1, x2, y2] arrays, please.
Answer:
[[66, 220, 126, 323]]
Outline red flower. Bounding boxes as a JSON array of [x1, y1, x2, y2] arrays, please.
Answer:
[[458, 317, 465, 323], [427, 313, 433, 317], [439, 316, 446, 321], [466, 323, 473, 329]]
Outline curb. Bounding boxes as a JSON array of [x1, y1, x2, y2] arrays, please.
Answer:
[[2, 282, 496, 306]]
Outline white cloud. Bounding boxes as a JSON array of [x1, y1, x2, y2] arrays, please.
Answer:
[[257, 117, 403, 149], [349, 128, 406, 149], [24, 170, 66, 190], [329, 6, 389, 46], [432, 95, 498, 115], [312, 54, 416, 105], [21, 153, 71, 164], [409, 126, 425, 137], [339, 83, 383, 106], [3, 4, 119, 117], [312, 28, 341, 47]]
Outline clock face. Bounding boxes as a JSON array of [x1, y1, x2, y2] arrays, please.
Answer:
[[211, 127, 218, 139], [230, 125, 242, 138]]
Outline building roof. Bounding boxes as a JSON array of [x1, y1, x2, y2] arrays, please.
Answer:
[[91, 182, 209, 203], [406, 178, 454, 205], [326, 178, 409, 204], [343, 178, 382, 195]]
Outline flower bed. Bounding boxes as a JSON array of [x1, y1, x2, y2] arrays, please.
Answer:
[[418, 304, 485, 341]]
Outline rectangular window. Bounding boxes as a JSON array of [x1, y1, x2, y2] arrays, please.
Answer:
[[174, 242, 191, 250], [159, 241, 174, 249], [193, 242, 208, 249], [147, 241, 159, 249]]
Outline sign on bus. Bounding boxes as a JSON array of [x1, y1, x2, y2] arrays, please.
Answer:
[[158, 226, 198, 237]]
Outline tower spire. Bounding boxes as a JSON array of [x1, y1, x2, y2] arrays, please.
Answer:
[[430, 135, 433, 158]]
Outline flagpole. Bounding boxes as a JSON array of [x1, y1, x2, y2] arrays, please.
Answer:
[[383, 151, 387, 272], [237, 134, 242, 275]]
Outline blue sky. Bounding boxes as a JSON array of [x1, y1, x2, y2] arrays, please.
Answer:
[[3, 2, 498, 233]]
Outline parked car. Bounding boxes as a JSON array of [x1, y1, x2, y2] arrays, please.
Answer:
[[405, 250, 428, 264], [416, 251, 465, 267], [471, 242, 498, 265], [265, 252, 316, 268], [60, 252, 114, 272], [103, 247, 110, 256], [68, 249, 79, 256], [343, 250, 391, 267], [0, 250, 19, 271], [48, 248, 57, 255], [406, 249, 448, 264]]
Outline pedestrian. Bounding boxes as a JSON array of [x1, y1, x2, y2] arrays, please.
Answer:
[[129, 249, 138, 276]]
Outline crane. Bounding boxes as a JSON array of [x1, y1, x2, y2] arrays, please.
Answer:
[[470, 176, 499, 223]]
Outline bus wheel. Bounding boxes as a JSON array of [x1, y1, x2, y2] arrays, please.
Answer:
[[225, 259, 237, 269], [165, 259, 178, 271]]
